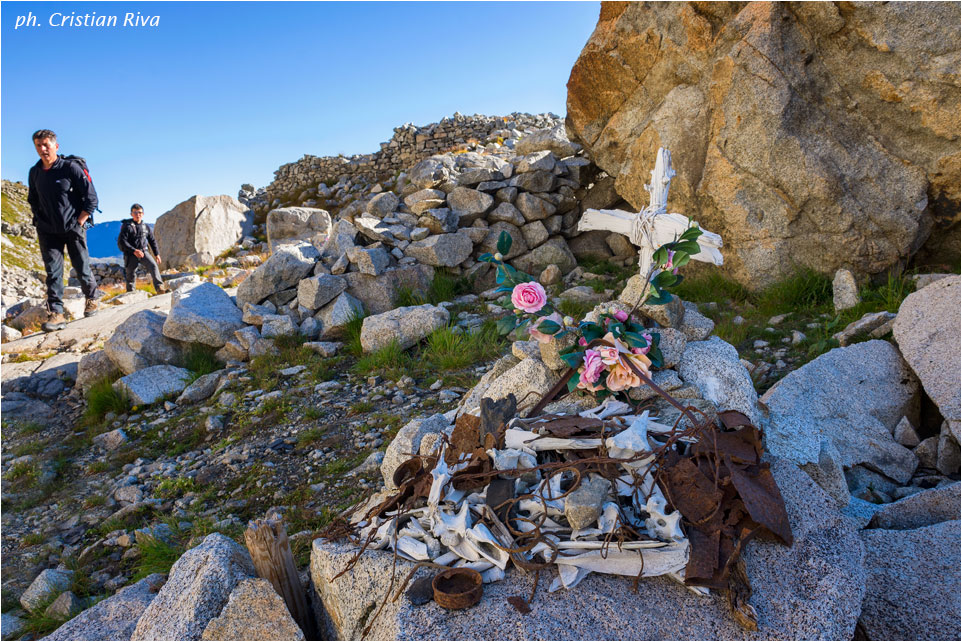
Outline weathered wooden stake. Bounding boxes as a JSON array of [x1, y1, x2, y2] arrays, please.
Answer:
[[244, 518, 319, 640]]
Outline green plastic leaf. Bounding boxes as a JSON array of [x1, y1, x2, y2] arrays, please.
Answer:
[[652, 246, 669, 267], [496, 316, 517, 335], [673, 252, 691, 269], [497, 230, 513, 255], [580, 322, 603, 343], [680, 225, 703, 242], [648, 345, 664, 369], [652, 271, 679, 288], [674, 240, 701, 256], [495, 285, 513, 294], [625, 331, 649, 349], [561, 350, 585, 368], [646, 288, 674, 306], [478, 253, 494, 263], [538, 320, 561, 335], [566, 371, 581, 393]]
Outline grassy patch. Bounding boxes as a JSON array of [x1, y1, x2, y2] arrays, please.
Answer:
[[352, 339, 412, 379], [296, 426, 326, 448], [757, 267, 833, 313], [674, 272, 752, 305], [155, 476, 199, 499], [349, 401, 374, 415], [181, 344, 224, 380], [420, 321, 506, 372], [84, 377, 131, 424], [133, 537, 184, 581], [344, 312, 366, 357], [557, 298, 594, 320]]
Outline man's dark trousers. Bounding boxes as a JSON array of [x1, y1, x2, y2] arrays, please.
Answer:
[[124, 251, 164, 292], [38, 229, 98, 315]]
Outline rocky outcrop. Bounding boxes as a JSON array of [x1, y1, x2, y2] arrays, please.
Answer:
[[566, 2, 960, 288], [154, 195, 254, 270], [200, 578, 304, 641], [761, 341, 919, 485], [265, 207, 331, 252], [859, 520, 961, 640], [359, 304, 449, 353], [162, 283, 245, 348], [104, 310, 183, 375], [132, 533, 255, 641]]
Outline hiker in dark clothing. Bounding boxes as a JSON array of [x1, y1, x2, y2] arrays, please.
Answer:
[[119, 204, 166, 293], [27, 129, 100, 332]]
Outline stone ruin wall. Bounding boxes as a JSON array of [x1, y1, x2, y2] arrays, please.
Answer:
[[260, 112, 561, 209]]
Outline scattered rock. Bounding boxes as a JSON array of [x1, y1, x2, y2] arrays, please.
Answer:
[[404, 233, 473, 267], [76, 350, 122, 393], [678, 336, 761, 426], [296, 274, 346, 311], [381, 414, 450, 490], [832, 269, 860, 312], [114, 365, 192, 406], [44, 591, 83, 620], [360, 304, 450, 353], [104, 310, 183, 375], [21, 569, 74, 612], [177, 370, 225, 405], [867, 483, 960, 530], [564, 476, 611, 529], [93, 428, 129, 452], [236, 242, 319, 308], [163, 283, 245, 348]]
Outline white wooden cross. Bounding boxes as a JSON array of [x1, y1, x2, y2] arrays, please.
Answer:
[[578, 148, 723, 276]]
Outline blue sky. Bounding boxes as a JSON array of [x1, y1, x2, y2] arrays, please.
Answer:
[[2, 1, 599, 222]]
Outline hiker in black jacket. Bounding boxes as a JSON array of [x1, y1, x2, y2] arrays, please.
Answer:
[[27, 129, 100, 332], [118, 204, 166, 293]]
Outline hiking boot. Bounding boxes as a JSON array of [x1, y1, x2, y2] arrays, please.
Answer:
[[42, 312, 67, 333], [84, 298, 99, 317], [156, 284, 169, 294]]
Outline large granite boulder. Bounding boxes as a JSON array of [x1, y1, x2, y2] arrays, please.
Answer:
[[163, 283, 244, 348], [236, 242, 319, 308], [44, 574, 165, 641], [867, 482, 961, 530], [859, 521, 961, 640], [311, 458, 864, 640], [265, 207, 332, 252], [359, 304, 449, 353], [20, 569, 74, 612], [105, 310, 183, 375], [154, 195, 253, 270], [893, 276, 961, 442], [761, 340, 920, 484], [132, 533, 255, 641], [511, 237, 577, 276], [566, 2, 960, 288]]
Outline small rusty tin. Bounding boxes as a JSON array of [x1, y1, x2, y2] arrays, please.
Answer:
[[432, 568, 483, 609]]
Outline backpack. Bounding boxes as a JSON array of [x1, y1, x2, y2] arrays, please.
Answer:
[[62, 154, 101, 227]]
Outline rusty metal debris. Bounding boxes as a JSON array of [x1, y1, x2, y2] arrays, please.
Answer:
[[433, 568, 483, 610], [328, 364, 793, 636]]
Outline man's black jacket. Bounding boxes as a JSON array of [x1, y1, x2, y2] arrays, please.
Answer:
[[118, 219, 159, 256], [27, 157, 99, 235]]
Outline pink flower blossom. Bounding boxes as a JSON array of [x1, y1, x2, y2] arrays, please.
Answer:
[[581, 349, 605, 383], [598, 332, 629, 365], [665, 249, 675, 271], [528, 312, 563, 344], [578, 337, 588, 347], [511, 282, 547, 314], [613, 309, 629, 322]]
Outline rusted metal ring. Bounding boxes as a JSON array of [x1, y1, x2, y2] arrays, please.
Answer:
[[432, 568, 483, 610]]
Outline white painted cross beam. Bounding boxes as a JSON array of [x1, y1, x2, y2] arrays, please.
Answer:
[[577, 148, 723, 276]]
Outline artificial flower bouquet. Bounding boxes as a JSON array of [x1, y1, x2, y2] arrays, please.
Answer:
[[478, 223, 704, 402]]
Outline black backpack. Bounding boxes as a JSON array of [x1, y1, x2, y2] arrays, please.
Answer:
[[62, 154, 100, 228]]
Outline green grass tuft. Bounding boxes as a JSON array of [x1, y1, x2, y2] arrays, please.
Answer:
[[84, 377, 131, 424], [352, 339, 411, 379], [181, 344, 224, 380], [757, 267, 833, 313], [344, 312, 366, 357]]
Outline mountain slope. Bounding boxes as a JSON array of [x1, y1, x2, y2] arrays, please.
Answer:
[[1, 180, 45, 302]]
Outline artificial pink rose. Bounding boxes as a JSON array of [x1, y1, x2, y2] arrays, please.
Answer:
[[581, 349, 605, 383], [624, 351, 652, 378], [598, 344, 621, 365], [528, 311, 563, 344], [665, 249, 676, 271], [613, 309, 629, 322], [511, 281, 547, 314], [578, 336, 588, 347]]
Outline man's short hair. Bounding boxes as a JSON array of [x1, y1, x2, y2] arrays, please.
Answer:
[[130, 204, 144, 212], [32, 129, 57, 142]]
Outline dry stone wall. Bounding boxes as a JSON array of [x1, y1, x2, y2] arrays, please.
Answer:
[[245, 112, 563, 214]]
